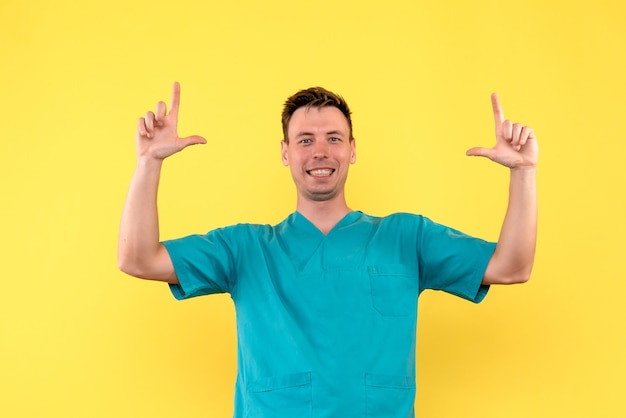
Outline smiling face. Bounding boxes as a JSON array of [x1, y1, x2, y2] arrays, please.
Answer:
[[281, 106, 356, 203]]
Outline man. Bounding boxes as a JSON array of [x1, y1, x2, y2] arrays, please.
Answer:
[[118, 83, 537, 417]]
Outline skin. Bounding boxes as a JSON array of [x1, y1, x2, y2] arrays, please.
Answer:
[[118, 84, 538, 286]]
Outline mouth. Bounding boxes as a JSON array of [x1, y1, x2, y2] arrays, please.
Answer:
[[306, 168, 335, 177]]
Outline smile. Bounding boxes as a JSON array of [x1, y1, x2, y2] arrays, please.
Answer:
[[307, 168, 335, 177]]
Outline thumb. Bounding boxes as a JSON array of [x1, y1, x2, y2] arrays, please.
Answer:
[[179, 135, 207, 148], [466, 146, 496, 160]]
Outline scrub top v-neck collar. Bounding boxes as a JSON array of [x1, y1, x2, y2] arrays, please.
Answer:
[[291, 210, 363, 236], [282, 211, 365, 273]]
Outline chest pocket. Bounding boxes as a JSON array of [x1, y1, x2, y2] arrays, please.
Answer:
[[369, 265, 418, 317]]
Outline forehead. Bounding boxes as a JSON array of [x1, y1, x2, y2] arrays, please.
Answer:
[[287, 106, 350, 138]]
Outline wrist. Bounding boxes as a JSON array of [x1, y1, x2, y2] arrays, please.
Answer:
[[511, 165, 537, 174], [135, 155, 164, 171], [509, 165, 537, 185]]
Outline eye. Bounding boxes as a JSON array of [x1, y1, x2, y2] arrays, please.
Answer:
[[299, 138, 312, 144], [329, 137, 341, 142]]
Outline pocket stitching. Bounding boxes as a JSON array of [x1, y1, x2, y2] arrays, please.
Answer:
[[369, 265, 417, 317], [247, 371, 311, 393]]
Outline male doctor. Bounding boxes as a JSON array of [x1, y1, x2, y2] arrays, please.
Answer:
[[118, 83, 537, 417]]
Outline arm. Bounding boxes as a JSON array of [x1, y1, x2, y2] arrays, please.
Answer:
[[466, 93, 538, 285], [117, 82, 206, 283]]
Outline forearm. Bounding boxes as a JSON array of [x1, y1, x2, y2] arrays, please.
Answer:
[[484, 167, 537, 284], [117, 157, 173, 280]]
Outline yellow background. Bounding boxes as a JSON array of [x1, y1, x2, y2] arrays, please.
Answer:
[[1, 0, 624, 416]]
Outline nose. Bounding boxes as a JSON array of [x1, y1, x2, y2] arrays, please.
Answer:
[[312, 141, 329, 159]]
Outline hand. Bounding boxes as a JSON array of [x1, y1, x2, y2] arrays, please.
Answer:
[[136, 82, 206, 160], [466, 93, 538, 169]]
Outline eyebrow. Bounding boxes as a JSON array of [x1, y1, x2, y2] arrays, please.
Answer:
[[295, 130, 345, 138]]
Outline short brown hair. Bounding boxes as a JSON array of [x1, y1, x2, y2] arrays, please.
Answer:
[[281, 87, 353, 143]]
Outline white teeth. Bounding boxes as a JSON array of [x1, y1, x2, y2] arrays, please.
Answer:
[[309, 169, 333, 177]]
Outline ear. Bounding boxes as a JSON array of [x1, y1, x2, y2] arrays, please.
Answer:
[[281, 140, 289, 166], [350, 137, 356, 164]]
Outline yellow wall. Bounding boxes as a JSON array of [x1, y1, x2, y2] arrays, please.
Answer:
[[1, 0, 624, 416]]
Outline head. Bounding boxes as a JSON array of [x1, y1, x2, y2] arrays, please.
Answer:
[[280, 87, 356, 204], [281, 87, 353, 144]]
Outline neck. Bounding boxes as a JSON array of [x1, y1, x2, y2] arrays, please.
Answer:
[[296, 195, 352, 235]]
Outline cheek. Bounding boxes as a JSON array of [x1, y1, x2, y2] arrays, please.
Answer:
[[342, 150, 355, 164], [289, 152, 308, 167]]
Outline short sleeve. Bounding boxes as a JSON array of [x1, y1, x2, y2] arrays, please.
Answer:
[[162, 227, 236, 300], [417, 217, 496, 303]]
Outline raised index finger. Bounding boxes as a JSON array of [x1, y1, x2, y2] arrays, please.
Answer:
[[170, 81, 181, 116], [491, 92, 504, 129]]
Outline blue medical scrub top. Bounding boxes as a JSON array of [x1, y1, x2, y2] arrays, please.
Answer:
[[163, 211, 495, 418]]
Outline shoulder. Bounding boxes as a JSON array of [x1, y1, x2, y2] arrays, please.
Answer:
[[353, 212, 435, 239], [215, 213, 298, 241], [215, 222, 275, 241], [359, 211, 428, 226]]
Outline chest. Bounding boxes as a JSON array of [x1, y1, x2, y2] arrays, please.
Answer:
[[233, 230, 420, 318]]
